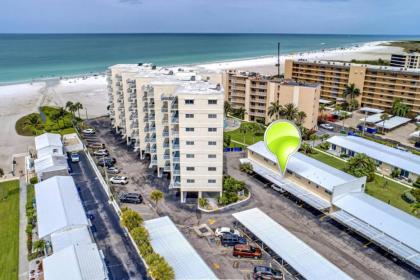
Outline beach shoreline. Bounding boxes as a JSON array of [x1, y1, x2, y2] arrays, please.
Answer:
[[0, 40, 404, 173]]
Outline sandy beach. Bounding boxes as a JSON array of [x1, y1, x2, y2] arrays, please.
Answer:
[[0, 41, 403, 173]]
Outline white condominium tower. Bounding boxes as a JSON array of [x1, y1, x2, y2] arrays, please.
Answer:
[[107, 64, 223, 202]]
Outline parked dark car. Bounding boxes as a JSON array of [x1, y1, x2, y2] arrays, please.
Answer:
[[87, 143, 105, 149], [119, 193, 143, 204], [100, 157, 116, 164], [233, 244, 262, 259], [253, 266, 282, 280], [97, 159, 114, 167], [221, 233, 247, 247]]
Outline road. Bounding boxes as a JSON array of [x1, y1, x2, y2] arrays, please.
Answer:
[[70, 152, 148, 280]]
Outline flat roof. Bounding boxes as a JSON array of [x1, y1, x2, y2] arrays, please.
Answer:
[[375, 116, 411, 130], [144, 216, 217, 280], [319, 98, 334, 104], [35, 133, 63, 151], [51, 226, 93, 253], [35, 176, 89, 238], [359, 113, 386, 124], [233, 208, 352, 280], [327, 136, 420, 175], [333, 192, 420, 255], [248, 141, 356, 191], [358, 107, 384, 114], [34, 154, 68, 175], [43, 243, 108, 280], [242, 158, 331, 210]]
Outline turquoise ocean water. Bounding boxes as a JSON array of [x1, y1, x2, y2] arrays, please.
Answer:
[[0, 33, 419, 84]]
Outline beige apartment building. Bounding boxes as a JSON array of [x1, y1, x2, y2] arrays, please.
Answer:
[[222, 70, 321, 129], [107, 64, 223, 202], [284, 59, 420, 114], [391, 53, 420, 69]]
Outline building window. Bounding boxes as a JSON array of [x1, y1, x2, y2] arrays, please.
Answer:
[[208, 154, 216, 158], [186, 127, 194, 132], [186, 114, 194, 118], [208, 179, 216, 183], [186, 167, 195, 171], [187, 179, 195, 183], [208, 100, 217, 105], [186, 154, 195, 158], [186, 141, 194, 145], [208, 167, 216, 171], [208, 128, 217, 132], [208, 141, 216, 145], [185, 99, 194, 104], [208, 114, 217, 119]]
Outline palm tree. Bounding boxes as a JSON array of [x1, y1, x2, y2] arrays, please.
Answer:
[[150, 190, 164, 210], [251, 123, 264, 143], [267, 101, 283, 120], [65, 101, 74, 111], [340, 111, 347, 131], [380, 113, 390, 134], [224, 101, 232, 117], [236, 107, 246, 120], [74, 102, 83, 119], [25, 114, 41, 127], [295, 111, 307, 127], [240, 162, 253, 174], [344, 153, 376, 182], [300, 143, 313, 154], [33, 239, 46, 255], [58, 107, 67, 127], [283, 103, 299, 121], [239, 123, 251, 145], [344, 83, 360, 111], [309, 134, 318, 147], [392, 99, 410, 117]]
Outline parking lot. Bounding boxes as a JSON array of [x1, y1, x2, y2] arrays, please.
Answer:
[[70, 152, 148, 280], [85, 117, 419, 280]]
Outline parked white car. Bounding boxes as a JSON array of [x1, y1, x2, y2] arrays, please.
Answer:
[[107, 166, 120, 174], [215, 227, 241, 237], [70, 152, 80, 163], [320, 123, 334, 130], [83, 128, 96, 134], [94, 149, 109, 156], [110, 176, 128, 185]]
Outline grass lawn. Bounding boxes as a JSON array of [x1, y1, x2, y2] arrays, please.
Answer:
[[0, 180, 20, 280], [224, 122, 264, 146], [15, 106, 78, 136], [308, 150, 418, 217]]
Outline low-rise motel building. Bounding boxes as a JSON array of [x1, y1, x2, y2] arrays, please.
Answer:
[[391, 52, 420, 69], [107, 64, 223, 202], [327, 135, 420, 182], [284, 59, 420, 114], [242, 141, 420, 270], [222, 70, 320, 130]]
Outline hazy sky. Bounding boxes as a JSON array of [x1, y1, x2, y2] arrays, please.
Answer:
[[2, 0, 419, 34]]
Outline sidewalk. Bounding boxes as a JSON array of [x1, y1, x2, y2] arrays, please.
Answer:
[[18, 177, 28, 280]]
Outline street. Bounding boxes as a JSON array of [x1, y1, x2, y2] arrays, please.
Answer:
[[70, 152, 148, 280]]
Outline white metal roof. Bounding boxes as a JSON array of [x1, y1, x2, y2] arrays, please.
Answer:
[[248, 141, 356, 191], [242, 158, 331, 210], [43, 243, 108, 280], [327, 136, 420, 175], [34, 155, 68, 175], [35, 133, 63, 151], [375, 116, 411, 130], [233, 208, 352, 280], [333, 192, 420, 253], [51, 226, 93, 253], [319, 98, 333, 104], [35, 176, 88, 238], [358, 107, 384, 114], [144, 216, 217, 280], [359, 113, 387, 124]]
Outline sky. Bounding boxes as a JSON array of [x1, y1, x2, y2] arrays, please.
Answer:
[[1, 0, 420, 34]]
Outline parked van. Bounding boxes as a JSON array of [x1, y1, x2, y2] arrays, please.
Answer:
[[221, 233, 247, 247], [233, 244, 262, 259]]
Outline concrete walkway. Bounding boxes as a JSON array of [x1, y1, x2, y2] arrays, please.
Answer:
[[18, 177, 28, 280]]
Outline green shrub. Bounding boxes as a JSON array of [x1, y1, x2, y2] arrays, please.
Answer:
[[25, 224, 33, 235], [410, 188, 420, 201], [318, 142, 330, 150], [413, 178, 420, 188], [29, 177, 38, 184], [198, 197, 209, 208], [391, 168, 400, 178]]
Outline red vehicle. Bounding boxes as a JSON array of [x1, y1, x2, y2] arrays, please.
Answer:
[[233, 244, 262, 259]]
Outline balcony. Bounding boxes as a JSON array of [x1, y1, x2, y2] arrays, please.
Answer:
[[130, 122, 138, 129], [164, 154, 170, 160], [150, 146, 157, 153], [149, 126, 156, 132], [171, 130, 179, 137], [161, 107, 168, 113], [172, 143, 179, 150], [171, 116, 179, 123], [164, 165, 171, 172], [162, 131, 169, 137], [172, 169, 180, 176], [172, 156, 180, 163], [163, 142, 170, 148]]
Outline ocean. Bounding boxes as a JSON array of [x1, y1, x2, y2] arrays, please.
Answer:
[[0, 33, 418, 84]]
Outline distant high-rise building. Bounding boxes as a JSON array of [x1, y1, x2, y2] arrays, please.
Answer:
[[390, 53, 420, 69], [222, 70, 321, 129], [284, 59, 420, 114], [107, 64, 223, 202]]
